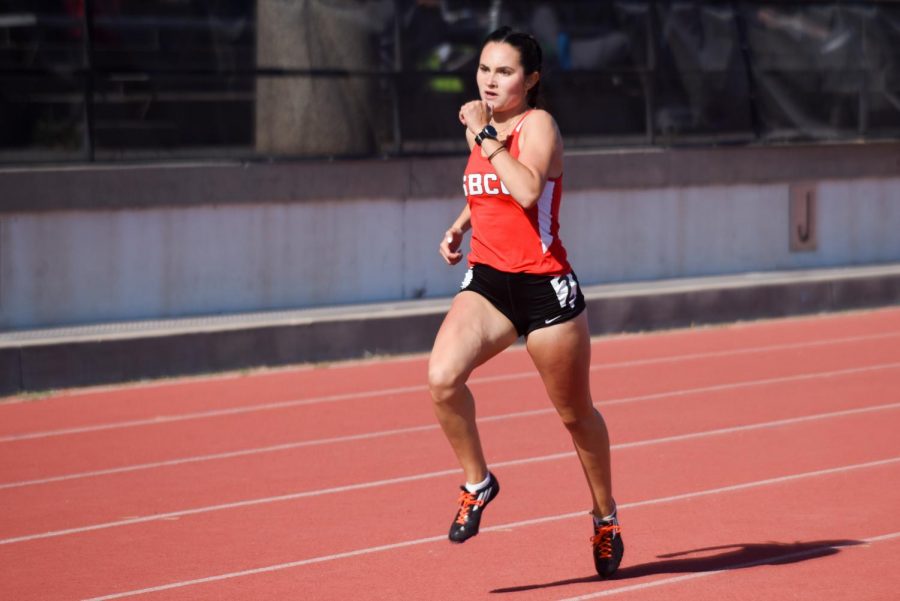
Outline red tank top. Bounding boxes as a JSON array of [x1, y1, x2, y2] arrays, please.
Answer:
[[462, 111, 571, 275]]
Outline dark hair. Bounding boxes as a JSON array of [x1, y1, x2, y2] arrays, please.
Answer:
[[482, 26, 543, 108]]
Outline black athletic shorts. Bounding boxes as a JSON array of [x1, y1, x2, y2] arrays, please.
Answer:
[[459, 263, 586, 337]]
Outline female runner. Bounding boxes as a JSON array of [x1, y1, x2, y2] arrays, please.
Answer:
[[427, 26, 624, 578]]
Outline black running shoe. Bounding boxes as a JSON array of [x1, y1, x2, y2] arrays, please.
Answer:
[[448, 472, 499, 543], [591, 515, 624, 578]]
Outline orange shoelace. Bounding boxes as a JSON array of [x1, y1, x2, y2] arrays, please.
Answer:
[[591, 524, 621, 559], [455, 490, 485, 525]]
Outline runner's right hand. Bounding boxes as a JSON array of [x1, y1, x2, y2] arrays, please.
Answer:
[[440, 228, 464, 265]]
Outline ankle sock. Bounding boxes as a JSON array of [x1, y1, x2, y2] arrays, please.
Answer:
[[593, 506, 618, 526], [464, 472, 492, 493]]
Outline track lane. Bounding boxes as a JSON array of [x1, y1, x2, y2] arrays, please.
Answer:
[[2, 358, 899, 538], [3, 333, 899, 482], [76, 459, 900, 601], [2, 408, 898, 600], [591, 534, 900, 601], [2, 307, 898, 438], [3, 309, 900, 600]]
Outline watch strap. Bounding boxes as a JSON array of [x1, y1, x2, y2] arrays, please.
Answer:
[[475, 125, 497, 146]]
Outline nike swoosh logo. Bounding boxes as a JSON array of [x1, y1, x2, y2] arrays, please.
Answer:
[[545, 315, 563, 324]]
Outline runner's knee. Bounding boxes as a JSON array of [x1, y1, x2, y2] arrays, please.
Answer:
[[557, 405, 602, 434], [427, 362, 466, 404]]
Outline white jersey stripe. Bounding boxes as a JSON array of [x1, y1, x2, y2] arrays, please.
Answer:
[[537, 180, 556, 253]]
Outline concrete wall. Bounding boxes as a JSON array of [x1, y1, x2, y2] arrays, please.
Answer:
[[0, 198, 462, 329], [1, 143, 899, 331], [563, 179, 900, 284]]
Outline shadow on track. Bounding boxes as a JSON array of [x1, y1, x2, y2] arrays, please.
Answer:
[[490, 538, 863, 594]]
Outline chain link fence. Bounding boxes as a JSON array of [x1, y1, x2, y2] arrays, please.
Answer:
[[1, 0, 898, 163]]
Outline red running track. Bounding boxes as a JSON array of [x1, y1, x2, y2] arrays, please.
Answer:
[[1, 308, 900, 600]]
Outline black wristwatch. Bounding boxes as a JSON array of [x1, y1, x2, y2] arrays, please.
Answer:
[[474, 124, 498, 146]]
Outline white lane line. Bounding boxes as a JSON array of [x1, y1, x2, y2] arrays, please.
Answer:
[[78, 457, 900, 601], [595, 362, 900, 408], [3, 331, 899, 443], [556, 530, 900, 600], [4, 401, 899, 546], [4, 361, 900, 490], [0, 384, 426, 443], [612, 401, 900, 451], [589, 331, 900, 370]]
